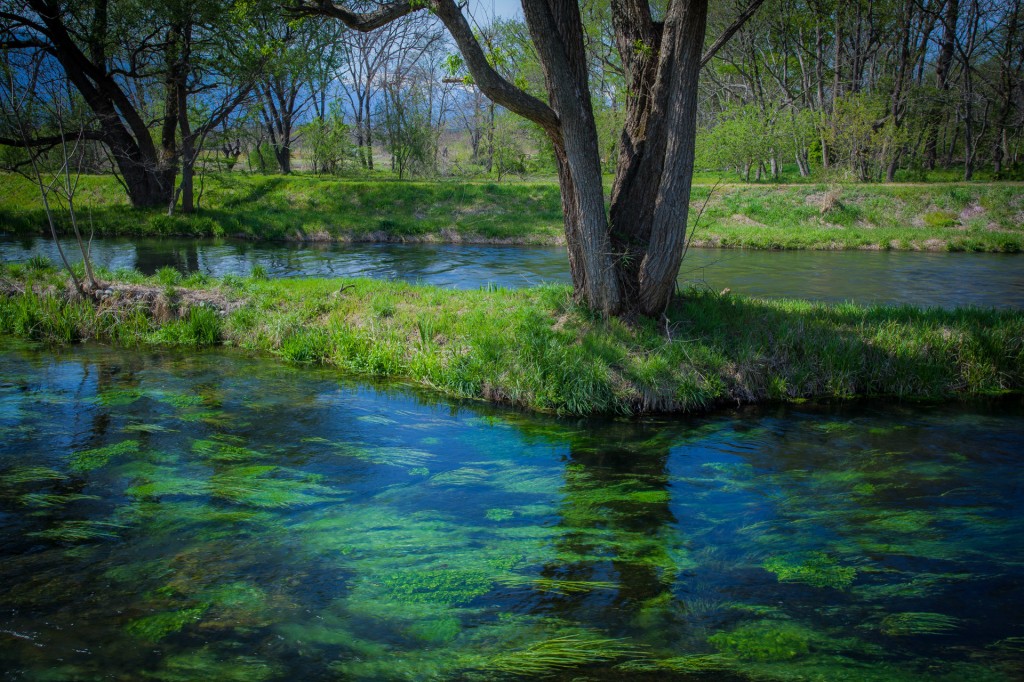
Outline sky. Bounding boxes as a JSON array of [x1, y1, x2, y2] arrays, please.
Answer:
[[468, 0, 524, 20]]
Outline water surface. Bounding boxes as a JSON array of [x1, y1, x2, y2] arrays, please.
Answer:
[[3, 235, 1022, 308], [1, 341, 1022, 680]]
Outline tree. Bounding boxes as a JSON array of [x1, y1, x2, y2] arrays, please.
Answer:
[[0, 0, 179, 207], [296, 0, 765, 317]]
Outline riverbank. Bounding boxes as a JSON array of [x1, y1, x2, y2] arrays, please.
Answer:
[[1, 173, 1022, 251], [2, 261, 1020, 415]]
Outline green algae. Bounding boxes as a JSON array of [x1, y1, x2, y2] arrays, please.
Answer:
[[209, 466, 339, 508], [429, 467, 490, 486], [126, 606, 209, 642], [18, 491, 100, 508], [1, 466, 67, 485], [151, 649, 278, 682], [880, 612, 960, 636], [709, 620, 815, 662], [374, 568, 494, 606], [157, 393, 205, 409], [485, 507, 515, 522], [191, 438, 269, 463], [93, 388, 145, 407], [487, 632, 640, 677], [28, 519, 124, 542], [342, 445, 436, 469], [496, 575, 619, 594], [763, 553, 858, 590], [69, 439, 140, 472], [122, 423, 177, 434]]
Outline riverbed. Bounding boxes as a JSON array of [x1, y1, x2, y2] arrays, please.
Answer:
[[1, 341, 1022, 680]]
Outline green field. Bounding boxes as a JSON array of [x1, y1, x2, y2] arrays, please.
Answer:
[[1, 173, 1022, 252], [3, 260, 1021, 415]]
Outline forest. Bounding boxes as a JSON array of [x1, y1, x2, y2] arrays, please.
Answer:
[[1, 0, 1021, 200]]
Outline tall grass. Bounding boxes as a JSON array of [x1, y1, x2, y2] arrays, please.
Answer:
[[3, 266, 1021, 415]]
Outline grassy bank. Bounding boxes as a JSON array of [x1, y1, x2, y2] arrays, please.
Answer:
[[2, 259, 1021, 415], [1, 173, 1022, 251]]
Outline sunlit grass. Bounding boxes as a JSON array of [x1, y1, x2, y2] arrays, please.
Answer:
[[1, 172, 1021, 251], [2, 265, 1022, 415]]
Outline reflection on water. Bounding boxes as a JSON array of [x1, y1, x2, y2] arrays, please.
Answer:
[[1, 341, 1022, 680], [3, 234, 1023, 308]]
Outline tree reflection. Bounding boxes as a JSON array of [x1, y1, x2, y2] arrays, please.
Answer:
[[537, 426, 683, 637]]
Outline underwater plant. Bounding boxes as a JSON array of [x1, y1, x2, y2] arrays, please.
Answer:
[[709, 620, 815, 662], [879, 612, 960, 636], [763, 552, 858, 590], [486, 633, 640, 676], [69, 440, 140, 472]]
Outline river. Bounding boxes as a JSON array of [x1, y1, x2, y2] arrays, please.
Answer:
[[1, 341, 1022, 681], [3, 235, 1023, 308]]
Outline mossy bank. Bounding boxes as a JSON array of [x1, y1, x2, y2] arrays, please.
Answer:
[[1, 173, 1022, 251], [3, 260, 1021, 415]]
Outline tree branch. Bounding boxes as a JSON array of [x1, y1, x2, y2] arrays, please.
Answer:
[[432, 0, 558, 132], [0, 131, 107, 147], [295, 0, 559, 132], [289, 0, 418, 31], [700, 0, 767, 67]]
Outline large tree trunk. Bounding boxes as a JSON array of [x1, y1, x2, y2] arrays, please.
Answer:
[[522, 0, 623, 315], [313, 0, 727, 319], [23, 0, 176, 209]]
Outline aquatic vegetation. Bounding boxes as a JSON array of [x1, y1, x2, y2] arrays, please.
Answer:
[[853, 572, 972, 600], [151, 649, 277, 682], [429, 467, 490, 486], [209, 466, 339, 508], [496, 575, 619, 594], [989, 636, 1024, 652], [486, 633, 640, 676], [28, 520, 124, 543], [618, 654, 732, 673], [1, 344, 1023, 681], [879, 612, 960, 636], [124, 465, 207, 498], [709, 620, 815, 661], [94, 387, 146, 407], [375, 568, 494, 605], [19, 491, 100, 508], [1, 466, 67, 485], [763, 552, 858, 589], [485, 507, 514, 522], [158, 393, 205, 408], [191, 438, 268, 462], [357, 414, 397, 425], [342, 445, 436, 469], [126, 606, 209, 642], [121, 423, 177, 434], [404, 616, 462, 644], [69, 439, 140, 472]]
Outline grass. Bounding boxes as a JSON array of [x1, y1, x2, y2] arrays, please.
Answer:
[[0, 172, 1022, 251], [2, 261, 1022, 415]]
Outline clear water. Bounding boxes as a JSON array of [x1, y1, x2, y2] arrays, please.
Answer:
[[1, 340, 1022, 681], [3, 235, 1023, 309]]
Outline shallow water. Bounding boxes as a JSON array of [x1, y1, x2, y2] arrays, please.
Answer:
[[1, 340, 1023, 681], [3, 235, 1023, 308]]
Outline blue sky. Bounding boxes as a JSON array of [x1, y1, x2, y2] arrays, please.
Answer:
[[469, 0, 523, 20]]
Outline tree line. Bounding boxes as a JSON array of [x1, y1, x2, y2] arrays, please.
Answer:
[[1, 0, 1021, 318]]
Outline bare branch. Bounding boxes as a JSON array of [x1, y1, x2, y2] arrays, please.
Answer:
[[0, 131, 107, 147], [700, 0, 767, 67]]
